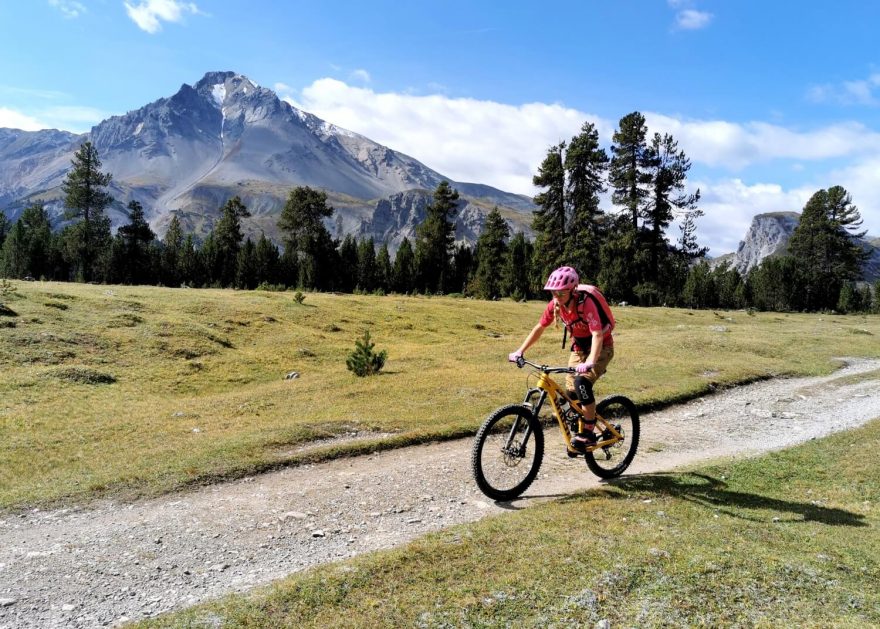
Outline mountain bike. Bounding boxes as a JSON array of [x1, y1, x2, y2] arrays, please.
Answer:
[[471, 357, 640, 501]]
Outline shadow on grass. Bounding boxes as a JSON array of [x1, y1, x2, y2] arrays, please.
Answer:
[[585, 472, 867, 527]]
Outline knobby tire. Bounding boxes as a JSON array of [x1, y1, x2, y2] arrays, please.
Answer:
[[471, 404, 544, 501]]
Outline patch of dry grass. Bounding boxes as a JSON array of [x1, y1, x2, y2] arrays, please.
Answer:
[[1, 280, 879, 510]]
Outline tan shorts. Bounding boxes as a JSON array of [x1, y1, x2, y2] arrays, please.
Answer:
[[566, 345, 614, 392]]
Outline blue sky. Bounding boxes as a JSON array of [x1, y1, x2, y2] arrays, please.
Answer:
[[2, 1, 880, 255]]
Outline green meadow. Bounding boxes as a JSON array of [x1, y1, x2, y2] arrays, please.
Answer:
[[2, 280, 879, 511]]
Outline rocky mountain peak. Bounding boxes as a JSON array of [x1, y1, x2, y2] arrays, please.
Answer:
[[732, 211, 800, 275], [715, 211, 880, 282]]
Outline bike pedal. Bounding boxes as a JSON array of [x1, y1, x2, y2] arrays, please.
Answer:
[[566, 449, 582, 458]]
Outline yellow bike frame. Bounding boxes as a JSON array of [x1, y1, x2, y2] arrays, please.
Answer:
[[529, 369, 623, 454]]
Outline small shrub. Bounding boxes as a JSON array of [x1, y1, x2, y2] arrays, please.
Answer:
[[346, 330, 387, 377], [292, 291, 306, 304], [1, 279, 16, 298]]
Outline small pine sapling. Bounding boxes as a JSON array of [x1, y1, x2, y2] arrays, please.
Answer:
[[346, 330, 387, 377]]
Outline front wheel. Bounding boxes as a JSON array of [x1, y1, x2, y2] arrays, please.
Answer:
[[585, 395, 640, 478], [472, 404, 544, 501]]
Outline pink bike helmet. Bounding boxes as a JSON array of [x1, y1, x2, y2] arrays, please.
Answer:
[[543, 266, 579, 291]]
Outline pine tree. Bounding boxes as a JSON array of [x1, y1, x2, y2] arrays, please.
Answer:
[[472, 208, 510, 299], [179, 234, 201, 286], [356, 237, 377, 292], [392, 237, 415, 293], [414, 181, 459, 293], [0, 203, 52, 279], [161, 214, 184, 286], [609, 112, 652, 231], [236, 237, 258, 289], [346, 330, 388, 377], [563, 123, 608, 282], [278, 186, 338, 290], [0, 221, 27, 278], [787, 187, 864, 311], [643, 132, 701, 285], [531, 143, 566, 282], [503, 232, 533, 300], [61, 141, 114, 282], [116, 200, 156, 285], [212, 196, 251, 287], [0, 213, 11, 249], [449, 243, 474, 295], [254, 233, 280, 286], [375, 242, 392, 294], [337, 234, 359, 292]]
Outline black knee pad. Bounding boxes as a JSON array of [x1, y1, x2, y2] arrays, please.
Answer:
[[574, 375, 595, 406]]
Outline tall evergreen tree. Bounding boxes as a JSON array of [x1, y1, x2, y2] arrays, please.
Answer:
[[212, 196, 251, 287], [392, 237, 415, 293], [375, 242, 392, 294], [787, 187, 864, 311], [236, 237, 258, 289], [0, 221, 27, 278], [254, 233, 280, 286], [61, 141, 114, 282], [643, 132, 701, 284], [0, 213, 10, 249], [116, 200, 156, 285], [531, 143, 567, 282], [564, 123, 609, 282], [356, 236, 377, 292], [179, 234, 202, 286], [277, 186, 338, 290], [337, 234, 359, 292], [0, 203, 52, 279], [449, 243, 474, 294], [161, 214, 184, 286], [609, 112, 652, 231], [471, 208, 510, 299], [503, 231, 534, 301], [414, 181, 460, 293]]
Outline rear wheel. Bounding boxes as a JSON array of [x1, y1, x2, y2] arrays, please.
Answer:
[[472, 404, 544, 501], [585, 395, 639, 478]]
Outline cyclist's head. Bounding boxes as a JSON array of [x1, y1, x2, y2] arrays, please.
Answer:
[[543, 266, 579, 292]]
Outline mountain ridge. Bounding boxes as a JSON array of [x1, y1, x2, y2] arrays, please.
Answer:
[[0, 70, 534, 248]]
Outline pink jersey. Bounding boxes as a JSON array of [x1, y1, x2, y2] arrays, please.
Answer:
[[539, 293, 614, 347]]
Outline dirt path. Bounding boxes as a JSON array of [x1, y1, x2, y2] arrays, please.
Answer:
[[2, 358, 879, 628]]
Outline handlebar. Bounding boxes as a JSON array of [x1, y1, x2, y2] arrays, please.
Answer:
[[512, 356, 574, 374]]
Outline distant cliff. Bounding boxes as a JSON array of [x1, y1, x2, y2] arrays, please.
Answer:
[[712, 211, 880, 282]]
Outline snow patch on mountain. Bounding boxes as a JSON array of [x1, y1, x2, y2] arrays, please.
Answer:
[[211, 84, 225, 108]]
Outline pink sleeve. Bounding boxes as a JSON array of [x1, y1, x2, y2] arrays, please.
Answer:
[[538, 300, 556, 327]]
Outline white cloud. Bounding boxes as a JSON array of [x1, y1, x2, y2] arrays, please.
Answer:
[[124, 0, 200, 34], [645, 114, 880, 169], [807, 72, 880, 106], [349, 69, 371, 84], [0, 107, 46, 131], [0, 104, 106, 133], [675, 9, 713, 30], [49, 0, 87, 18], [292, 78, 604, 196], [284, 77, 880, 253]]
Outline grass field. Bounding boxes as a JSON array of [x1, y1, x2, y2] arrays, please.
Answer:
[[139, 418, 880, 627], [2, 280, 880, 511]]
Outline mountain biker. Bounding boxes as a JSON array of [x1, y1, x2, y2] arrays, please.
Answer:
[[508, 266, 615, 449]]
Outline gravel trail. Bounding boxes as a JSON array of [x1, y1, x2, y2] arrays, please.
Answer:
[[1, 357, 879, 628]]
